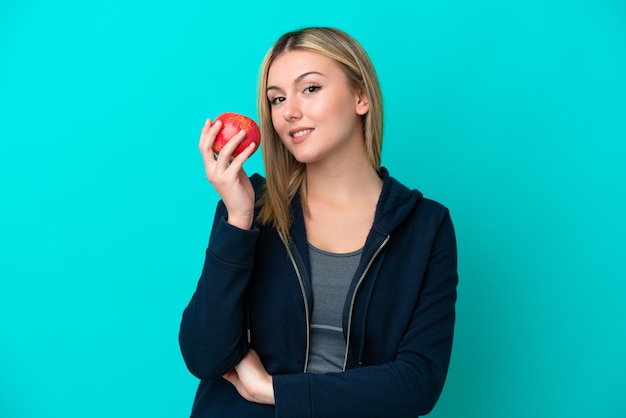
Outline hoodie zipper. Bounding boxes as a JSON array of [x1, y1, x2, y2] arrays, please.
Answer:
[[343, 234, 390, 371], [279, 232, 311, 372]]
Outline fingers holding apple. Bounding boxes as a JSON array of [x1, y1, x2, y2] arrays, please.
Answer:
[[213, 128, 253, 169], [213, 112, 261, 157], [198, 112, 261, 162]]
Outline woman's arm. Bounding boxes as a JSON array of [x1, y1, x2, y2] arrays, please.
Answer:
[[179, 201, 260, 380]]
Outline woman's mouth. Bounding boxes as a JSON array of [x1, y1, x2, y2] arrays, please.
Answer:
[[290, 128, 313, 143]]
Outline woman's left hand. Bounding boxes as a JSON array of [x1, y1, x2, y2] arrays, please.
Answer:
[[223, 349, 275, 405]]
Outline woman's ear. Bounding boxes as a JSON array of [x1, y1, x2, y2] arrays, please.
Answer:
[[355, 90, 370, 115]]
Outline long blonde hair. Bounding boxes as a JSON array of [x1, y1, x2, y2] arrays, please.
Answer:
[[256, 27, 384, 239]]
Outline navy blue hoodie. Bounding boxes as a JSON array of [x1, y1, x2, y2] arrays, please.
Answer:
[[179, 167, 458, 417]]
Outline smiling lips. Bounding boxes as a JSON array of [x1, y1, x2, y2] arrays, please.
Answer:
[[289, 128, 313, 143]]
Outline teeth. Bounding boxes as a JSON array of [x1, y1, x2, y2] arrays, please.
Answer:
[[292, 129, 311, 138]]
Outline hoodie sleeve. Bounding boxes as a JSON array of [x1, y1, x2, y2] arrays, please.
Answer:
[[272, 209, 458, 418], [179, 199, 260, 380]]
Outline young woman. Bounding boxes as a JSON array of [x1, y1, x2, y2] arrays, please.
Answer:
[[179, 27, 458, 418]]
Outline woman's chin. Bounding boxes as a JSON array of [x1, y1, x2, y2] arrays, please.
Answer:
[[291, 150, 321, 165]]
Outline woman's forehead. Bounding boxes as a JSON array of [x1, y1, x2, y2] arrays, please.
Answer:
[[267, 50, 341, 85]]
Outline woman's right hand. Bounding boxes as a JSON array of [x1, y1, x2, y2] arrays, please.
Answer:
[[199, 118, 258, 230]]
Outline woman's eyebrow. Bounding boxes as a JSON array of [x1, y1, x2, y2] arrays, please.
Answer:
[[267, 71, 325, 92], [294, 71, 324, 83]]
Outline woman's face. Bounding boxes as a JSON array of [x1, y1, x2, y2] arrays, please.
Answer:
[[266, 50, 369, 165]]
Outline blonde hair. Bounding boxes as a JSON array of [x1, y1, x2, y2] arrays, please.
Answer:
[[256, 27, 384, 239]]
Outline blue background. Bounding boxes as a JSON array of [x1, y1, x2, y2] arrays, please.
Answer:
[[1, 1, 625, 417]]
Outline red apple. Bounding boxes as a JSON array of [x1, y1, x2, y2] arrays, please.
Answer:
[[212, 112, 261, 157]]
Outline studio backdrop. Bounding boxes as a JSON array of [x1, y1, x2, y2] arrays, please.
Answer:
[[1, 0, 625, 417]]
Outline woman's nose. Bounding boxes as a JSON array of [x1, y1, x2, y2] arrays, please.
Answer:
[[282, 99, 302, 121]]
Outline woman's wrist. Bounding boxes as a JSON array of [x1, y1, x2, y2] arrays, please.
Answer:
[[227, 215, 253, 230], [256, 375, 275, 405]]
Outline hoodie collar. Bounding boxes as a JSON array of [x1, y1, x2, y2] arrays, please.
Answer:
[[287, 167, 422, 257], [371, 167, 423, 236]]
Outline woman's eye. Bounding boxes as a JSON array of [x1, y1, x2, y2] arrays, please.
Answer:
[[270, 96, 285, 105], [304, 84, 321, 94]]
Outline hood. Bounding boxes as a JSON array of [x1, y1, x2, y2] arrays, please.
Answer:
[[372, 167, 424, 236]]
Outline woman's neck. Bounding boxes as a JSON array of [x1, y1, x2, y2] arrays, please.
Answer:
[[305, 154, 382, 205], [302, 151, 383, 253]]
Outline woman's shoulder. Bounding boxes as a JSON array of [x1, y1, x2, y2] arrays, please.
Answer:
[[378, 168, 451, 231], [249, 173, 267, 198], [250, 173, 266, 187]]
